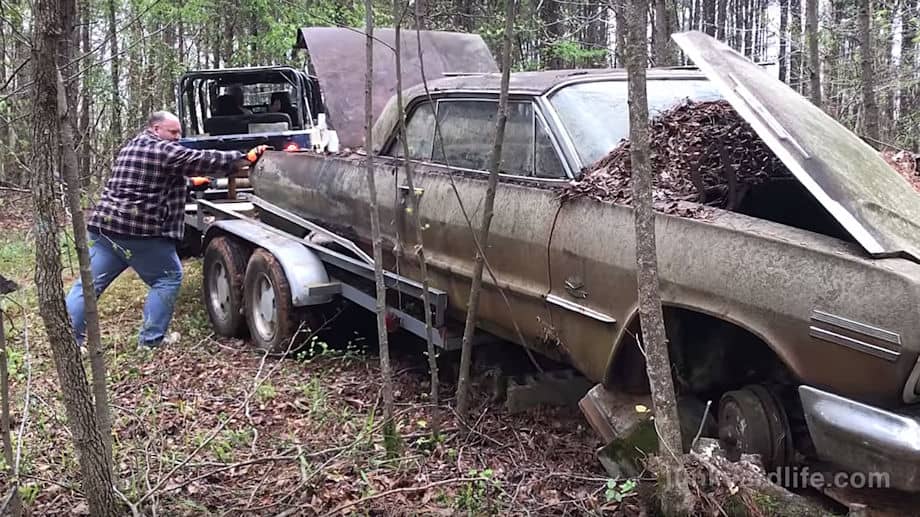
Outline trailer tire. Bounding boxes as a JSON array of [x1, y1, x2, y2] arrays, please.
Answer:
[[244, 249, 300, 354], [203, 236, 249, 337]]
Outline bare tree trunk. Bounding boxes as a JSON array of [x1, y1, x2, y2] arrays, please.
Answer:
[[716, 0, 727, 39], [743, 0, 753, 56], [731, 0, 744, 53], [413, 0, 428, 29], [394, 0, 441, 438], [0, 309, 21, 516], [789, 0, 802, 91], [624, 0, 694, 514], [455, 0, 517, 418], [31, 1, 119, 514], [222, 4, 234, 67], [858, 0, 880, 139], [825, 0, 845, 116], [702, 0, 716, 35], [363, 0, 398, 454], [654, 0, 676, 65], [0, 2, 7, 184], [899, 0, 917, 146], [213, 23, 221, 67], [689, 0, 698, 31], [806, 0, 821, 106], [79, 0, 92, 187], [881, 2, 897, 140], [614, 6, 627, 67], [59, 68, 114, 470], [541, 0, 563, 68], [107, 0, 122, 145]]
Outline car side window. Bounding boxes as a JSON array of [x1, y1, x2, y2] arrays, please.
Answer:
[[389, 102, 436, 159], [534, 120, 566, 179], [432, 100, 534, 175]]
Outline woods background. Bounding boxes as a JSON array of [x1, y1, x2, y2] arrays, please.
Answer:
[[0, 0, 917, 190]]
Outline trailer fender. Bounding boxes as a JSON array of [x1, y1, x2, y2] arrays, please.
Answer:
[[204, 219, 338, 307]]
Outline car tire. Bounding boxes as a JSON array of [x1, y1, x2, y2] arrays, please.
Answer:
[[203, 236, 250, 337], [243, 249, 300, 354]]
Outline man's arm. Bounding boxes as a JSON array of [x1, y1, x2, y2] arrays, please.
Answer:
[[163, 142, 245, 178]]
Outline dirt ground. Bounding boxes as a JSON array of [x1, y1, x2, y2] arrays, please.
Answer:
[[0, 199, 642, 516]]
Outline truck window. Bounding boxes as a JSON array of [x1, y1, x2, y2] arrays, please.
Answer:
[[432, 100, 534, 175]]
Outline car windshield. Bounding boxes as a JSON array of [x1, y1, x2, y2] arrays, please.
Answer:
[[549, 79, 723, 167]]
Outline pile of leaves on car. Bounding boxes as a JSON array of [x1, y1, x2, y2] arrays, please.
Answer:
[[561, 99, 792, 217], [882, 149, 920, 193]]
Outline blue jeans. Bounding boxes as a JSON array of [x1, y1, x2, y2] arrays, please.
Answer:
[[66, 231, 183, 347]]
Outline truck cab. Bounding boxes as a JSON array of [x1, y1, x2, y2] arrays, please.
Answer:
[[176, 65, 328, 153]]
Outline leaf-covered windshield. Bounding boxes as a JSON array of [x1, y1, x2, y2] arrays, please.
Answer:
[[549, 79, 723, 167]]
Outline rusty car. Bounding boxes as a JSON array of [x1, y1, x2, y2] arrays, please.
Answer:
[[192, 28, 920, 492]]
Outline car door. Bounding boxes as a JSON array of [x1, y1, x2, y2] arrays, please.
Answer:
[[384, 96, 565, 351]]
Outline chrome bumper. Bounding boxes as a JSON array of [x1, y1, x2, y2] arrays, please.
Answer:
[[799, 385, 920, 492]]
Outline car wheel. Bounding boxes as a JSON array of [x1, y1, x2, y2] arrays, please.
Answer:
[[717, 384, 792, 470], [243, 249, 299, 354], [203, 236, 249, 337]]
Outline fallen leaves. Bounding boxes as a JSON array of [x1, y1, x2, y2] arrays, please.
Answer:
[[563, 99, 792, 217], [881, 149, 920, 193]]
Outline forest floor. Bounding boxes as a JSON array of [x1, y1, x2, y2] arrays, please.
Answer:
[[0, 194, 645, 516]]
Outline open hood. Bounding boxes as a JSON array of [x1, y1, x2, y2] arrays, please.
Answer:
[[296, 27, 498, 149], [673, 31, 920, 261]]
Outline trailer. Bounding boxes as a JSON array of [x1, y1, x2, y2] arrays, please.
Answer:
[[185, 189, 488, 354]]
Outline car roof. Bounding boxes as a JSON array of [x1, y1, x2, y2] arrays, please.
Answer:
[[372, 68, 709, 152], [407, 67, 709, 96]]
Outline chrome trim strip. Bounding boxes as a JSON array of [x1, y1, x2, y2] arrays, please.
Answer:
[[811, 309, 901, 346], [545, 294, 617, 324], [809, 326, 900, 362]]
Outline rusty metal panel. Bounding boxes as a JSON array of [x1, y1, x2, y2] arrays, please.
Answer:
[[297, 27, 498, 149]]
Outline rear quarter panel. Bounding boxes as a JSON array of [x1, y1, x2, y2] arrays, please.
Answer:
[[550, 198, 920, 407]]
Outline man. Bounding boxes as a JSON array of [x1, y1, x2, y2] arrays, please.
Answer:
[[66, 111, 267, 350]]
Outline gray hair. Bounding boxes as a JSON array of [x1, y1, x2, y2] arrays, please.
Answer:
[[147, 111, 179, 127]]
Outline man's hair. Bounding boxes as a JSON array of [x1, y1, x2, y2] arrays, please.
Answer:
[[148, 111, 178, 127]]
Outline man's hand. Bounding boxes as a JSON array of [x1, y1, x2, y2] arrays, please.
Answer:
[[188, 176, 212, 191], [246, 145, 270, 164]]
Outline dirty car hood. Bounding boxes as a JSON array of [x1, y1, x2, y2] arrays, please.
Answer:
[[674, 31, 920, 261], [296, 27, 498, 149]]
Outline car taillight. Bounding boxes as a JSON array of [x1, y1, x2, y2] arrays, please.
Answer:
[[284, 142, 299, 152]]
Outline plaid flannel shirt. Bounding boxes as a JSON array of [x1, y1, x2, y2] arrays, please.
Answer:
[[89, 130, 243, 241]]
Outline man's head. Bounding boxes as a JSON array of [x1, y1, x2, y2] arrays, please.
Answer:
[[148, 111, 182, 141]]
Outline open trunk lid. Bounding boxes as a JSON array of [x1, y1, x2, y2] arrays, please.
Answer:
[[673, 31, 920, 262], [295, 27, 498, 149]]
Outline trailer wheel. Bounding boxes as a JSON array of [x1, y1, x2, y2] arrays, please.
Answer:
[[203, 236, 249, 337], [243, 249, 299, 354]]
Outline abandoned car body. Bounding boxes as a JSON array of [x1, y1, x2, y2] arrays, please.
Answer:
[[205, 31, 920, 491]]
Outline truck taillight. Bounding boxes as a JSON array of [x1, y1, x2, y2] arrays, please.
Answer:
[[284, 142, 299, 152]]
